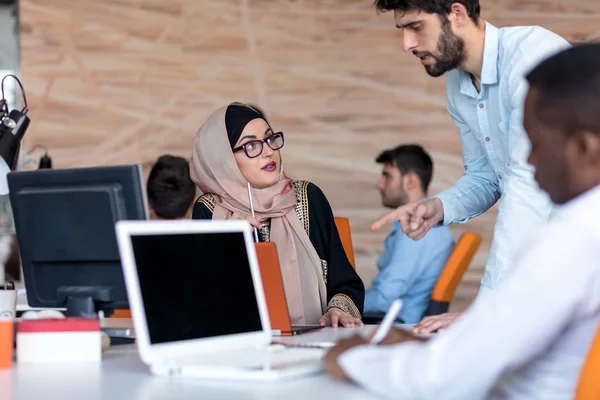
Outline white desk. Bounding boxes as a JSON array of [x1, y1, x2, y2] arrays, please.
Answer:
[[1, 326, 398, 400]]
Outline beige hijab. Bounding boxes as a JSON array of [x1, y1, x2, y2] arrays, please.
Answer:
[[190, 104, 327, 324]]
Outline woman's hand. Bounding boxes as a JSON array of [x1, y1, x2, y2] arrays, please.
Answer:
[[227, 211, 262, 229], [319, 308, 364, 328]]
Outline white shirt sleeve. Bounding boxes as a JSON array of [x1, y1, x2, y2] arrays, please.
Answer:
[[338, 225, 599, 399]]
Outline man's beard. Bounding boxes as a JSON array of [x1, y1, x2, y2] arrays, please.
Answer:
[[382, 189, 408, 209], [414, 18, 466, 77]]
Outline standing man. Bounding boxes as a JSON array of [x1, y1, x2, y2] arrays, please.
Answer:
[[370, 0, 571, 332]]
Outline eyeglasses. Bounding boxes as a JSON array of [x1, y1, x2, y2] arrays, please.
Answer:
[[232, 132, 285, 159]]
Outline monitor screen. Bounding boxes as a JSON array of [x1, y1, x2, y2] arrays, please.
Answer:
[[130, 231, 263, 345], [8, 165, 148, 315]]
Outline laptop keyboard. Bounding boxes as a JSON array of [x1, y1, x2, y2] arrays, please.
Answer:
[[176, 344, 325, 371]]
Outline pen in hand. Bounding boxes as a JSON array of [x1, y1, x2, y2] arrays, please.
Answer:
[[246, 182, 260, 242], [369, 299, 403, 345]]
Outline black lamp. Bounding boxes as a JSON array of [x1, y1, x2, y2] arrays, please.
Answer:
[[26, 145, 52, 169]]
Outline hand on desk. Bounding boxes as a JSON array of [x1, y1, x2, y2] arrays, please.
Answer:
[[412, 312, 461, 334], [319, 308, 364, 328], [324, 327, 426, 381]]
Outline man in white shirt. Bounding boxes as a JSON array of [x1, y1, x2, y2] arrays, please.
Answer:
[[324, 43, 600, 399], [369, 0, 571, 333]]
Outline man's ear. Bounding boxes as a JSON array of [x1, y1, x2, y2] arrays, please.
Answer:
[[449, 2, 470, 26], [575, 130, 600, 164], [402, 172, 420, 191]]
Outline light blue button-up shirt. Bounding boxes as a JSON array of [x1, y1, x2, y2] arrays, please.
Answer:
[[364, 221, 454, 323], [435, 23, 571, 296]]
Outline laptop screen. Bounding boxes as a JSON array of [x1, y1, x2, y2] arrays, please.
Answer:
[[129, 231, 263, 344]]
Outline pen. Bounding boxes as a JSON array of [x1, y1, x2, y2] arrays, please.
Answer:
[[246, 182, 260, 242], [369, 299, 403, 345]]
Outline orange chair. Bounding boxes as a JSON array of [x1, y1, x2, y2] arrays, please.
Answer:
[[575, 322, 600, 399], [254, 242, 322, 335], [424, 232, 482, 316], [334, 216, 356, 269], [254, 242, 290, 332], [111, 309, 132, 318]]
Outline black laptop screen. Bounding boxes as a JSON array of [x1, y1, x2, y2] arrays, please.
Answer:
[[130, 231, 263, 344]]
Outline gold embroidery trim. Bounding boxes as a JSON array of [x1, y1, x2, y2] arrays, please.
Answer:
[[197, 194, 216, 213], [260, 221, 271, 242], [292, 180, 310, 236], [327, 293, 361, 319], [320, 259, 328, 285]]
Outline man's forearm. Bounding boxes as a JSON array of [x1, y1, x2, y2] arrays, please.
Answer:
[[435, 174, 501, 225]]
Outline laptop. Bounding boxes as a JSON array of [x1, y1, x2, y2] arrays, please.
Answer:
[[254, 242, 323, 336], [115, 219, 325, 381]]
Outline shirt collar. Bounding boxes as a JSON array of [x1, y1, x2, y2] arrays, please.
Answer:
[[459, 21, 499, 97], [480, 22, 499, 85]]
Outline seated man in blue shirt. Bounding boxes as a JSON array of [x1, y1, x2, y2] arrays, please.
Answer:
[[365, 145, 454, 323]]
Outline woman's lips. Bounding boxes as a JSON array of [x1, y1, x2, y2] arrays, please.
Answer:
[[262, 161, 276, 172]]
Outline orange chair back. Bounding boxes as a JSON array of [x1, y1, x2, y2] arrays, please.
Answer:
[[111, 309, 132, 318], [575, 322, 600, 399], [431, 232, 482, 303], [254, 242, 294, 334], [334, 216, 356, 269]]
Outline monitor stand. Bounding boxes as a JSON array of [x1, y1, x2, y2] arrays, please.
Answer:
[[57, 286, 114, 318]]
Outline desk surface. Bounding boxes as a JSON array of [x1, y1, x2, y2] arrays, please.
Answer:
[[2, 325, 396, 400]]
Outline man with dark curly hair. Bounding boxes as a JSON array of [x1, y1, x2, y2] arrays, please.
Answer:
[[370, 0, 571, 333]]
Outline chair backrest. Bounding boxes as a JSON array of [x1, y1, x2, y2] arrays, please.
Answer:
[[334, 216, 356, 269], [111, 309, 132, 318], [425, 232, 482, 316], [575, 322, 600, 399], [254, 242, 293, 332]]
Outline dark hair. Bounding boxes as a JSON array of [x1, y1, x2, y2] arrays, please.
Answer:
[[147, 154, 196, 219], [376, 144, 434, 193], [374, 0, 480, 23], [526, 43, 600, 136]]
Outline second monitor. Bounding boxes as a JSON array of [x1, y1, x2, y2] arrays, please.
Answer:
[[8, 164, 149, 318]]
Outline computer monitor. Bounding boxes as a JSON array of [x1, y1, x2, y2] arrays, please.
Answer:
[[7, 165, 149, 318]]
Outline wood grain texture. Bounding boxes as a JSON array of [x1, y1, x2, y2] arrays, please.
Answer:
[[19, 0, 600, 311]]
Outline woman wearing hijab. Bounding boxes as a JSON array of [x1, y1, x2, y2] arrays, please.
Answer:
[[191, 102, 364, 328]]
